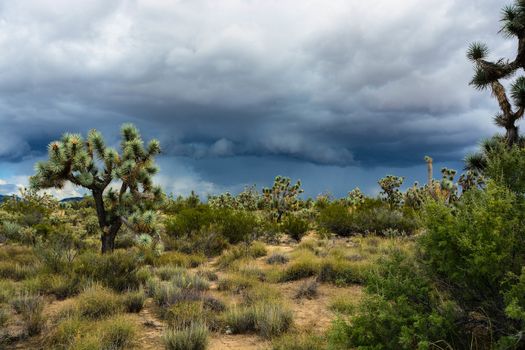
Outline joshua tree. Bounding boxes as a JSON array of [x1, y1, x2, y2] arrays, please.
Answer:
[[424, 156, 433, 185], [262, 176, 303, 222], [378, 175, 404, 208], [30, 124, 163, 253], [467, 1, 525, 146]]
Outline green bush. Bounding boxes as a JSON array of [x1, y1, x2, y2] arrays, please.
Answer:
[[98, 315, 136, 350], [317, 204, 354, 236], [281, 215, 309, 241], [166, 207, 260, 245], [46, 316, 84, 349], [279, 251, 320, 282], [419, 182, 525, 346], [73, 250, 143, 291], [75, 284, 123, 319], [163, 322, 209, 350], [122, 288, 146, 313], [328, 250, 461, 349], [218, 209, 259, 243], [318, 201, 418, 237], [165, 206, 215, 237], [0, 261, 38, 280]]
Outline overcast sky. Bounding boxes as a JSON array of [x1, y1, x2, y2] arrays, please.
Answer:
[[0, 0, 517, 199]]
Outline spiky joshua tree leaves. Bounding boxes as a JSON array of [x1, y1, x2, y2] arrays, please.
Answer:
[[467, 1, 525, 146], [30, 124, 163, 253]]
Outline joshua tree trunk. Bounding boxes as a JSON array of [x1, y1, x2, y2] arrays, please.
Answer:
[[506, 124, 519, 147]]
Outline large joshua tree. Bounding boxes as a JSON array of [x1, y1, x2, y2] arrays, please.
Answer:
[[467, 0, 525, 146], [30, 124, 163, 253]]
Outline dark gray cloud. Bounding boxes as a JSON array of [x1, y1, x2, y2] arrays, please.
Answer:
[[0, 0, 517, 197]]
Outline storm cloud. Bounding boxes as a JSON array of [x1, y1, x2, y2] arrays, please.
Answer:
[[0, 0, 516, 197]]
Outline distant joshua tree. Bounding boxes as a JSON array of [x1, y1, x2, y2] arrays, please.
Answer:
[[30, 124, 163, 253], [467, 0, 525, 146]]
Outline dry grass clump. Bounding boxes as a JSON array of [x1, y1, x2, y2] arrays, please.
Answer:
[[266, 252, 289, 265], [122, 287, 146, 313], [225, 301, 293, 339], [0, 261, 38, 280], [216, 241, 267, 268], [294, 280, 319, 299], [329, 295, 357, 315], [272, 332, 326, 350], [156, 251, 206, 268], [217, 274, 258, 294], [163, 322, 209, 350], [11, 292, 45, 336]]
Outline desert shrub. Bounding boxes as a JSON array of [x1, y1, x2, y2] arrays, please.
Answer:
[[164, 301, 209, 328], [35, 229, 82, 273], [0, 261, 38, 280], [98, 315, 136, 350], [46, 274, 78, 299], [165, 206, 214, 237], [11, 292, 45, 336], [46, 316, 84, 349], [172, 271, 210, 291], [317, 258, 370, 285], [226, 302, 293, 338], [418, 182, 525, 346], [281, 215, 309, 241], [167, 224, 229, 257], [218, 209, 259, 243], [75, 284, 123, 319], [73, 250, 143, 291], [318, 201, 418, 237], [196, 269, 218, 281], [156, 251, 206, 268], [150, 280, 203, 309], [0, 245, 38, 264], [266, 252, 289, 265], [328, 250, 461, 349], [202, 295, 226, 312], [217, 241, 267, 268], [317, 204, 354, 236], [0, 280, 15, 303], [294, 280, 318, 299], [218, 274, 258, 293], [122, 288, 146, 313], [156, 266, 186, 281], [279, 251, 320, 282], [166, 207, 260, 245], [1, 221, 23, 241], [234, 262, 267, 281], [0, 306, 9, 328], [114, 233, 136, 249], [163, 322, 209, 350], [272, 333, 326, 350], [242, 284, 281, 306]]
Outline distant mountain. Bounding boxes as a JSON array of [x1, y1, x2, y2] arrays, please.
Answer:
[[0, 194, 19, 202], [60, 197, 85, 203]]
